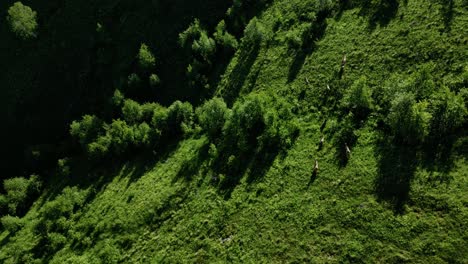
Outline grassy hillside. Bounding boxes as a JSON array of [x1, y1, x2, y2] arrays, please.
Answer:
[[1, 0, 467, 263]]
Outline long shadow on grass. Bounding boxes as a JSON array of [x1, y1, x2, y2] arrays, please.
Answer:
[[220, 42, 261, 107], [359, 0, 400, 30], [287, 10, 329, 83], [440, 0, 454, 31], [374, 138, 417, 213]]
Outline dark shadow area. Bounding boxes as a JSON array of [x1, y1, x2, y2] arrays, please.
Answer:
[[221, 42, 261, 107], [359, 0, 400, 30], [287, 10, 329, 83], [307, 170, 318, 188], [440, 0, 454, 31], [173, 141, 210, 182], [374, 138, 417, 214]]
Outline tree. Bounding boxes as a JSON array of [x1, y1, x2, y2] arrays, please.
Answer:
[[137, 43, 156, 71], [70, 115, 103, 149], [342, 76, 373, 119], [167, 101, 194, 136], [428, 86, 467, 138], [7, 2, 38, 40], [196, 98, 230, 140], [387, 93, 431, 145]]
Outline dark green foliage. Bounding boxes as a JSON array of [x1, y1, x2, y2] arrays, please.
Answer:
[[214, 20, 239, 54], [137, 43, 156, 72], [133, 122, 152, 148], [122, 99, 144, 124], [196, 98, 230, 140], [1, 215, 24, 233], [111, 90, 125, 107], [242, 17, 266, 47], [57, 158, 71, 178], [7, 2, 38, 40], [180, 20, 217, 90], [224, 93, 297, 152], [428, 87, 467, 138], [166, 101, 194, 137], [70, 115, 104, 150], [149, 74, 161, 88], [342, 76, 373, 120], [2, 175, 42, 216], [387, 93, 431, 145]]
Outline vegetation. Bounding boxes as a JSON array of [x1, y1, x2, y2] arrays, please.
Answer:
[[7, 2, 37, 40], [1, 0, 467, 263]]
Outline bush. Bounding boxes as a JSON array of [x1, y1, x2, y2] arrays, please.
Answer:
[[7, 2, 38, 40], [137, 43, 156, 71], [106, 120, 135, 155], [342, 76, 373, 119], [133, 122, 152, 148], [243, 17, 265, 47], [428, 87, 467, 138], [57, 158, 71, 177], [196, 98, 230, 140], [111, 89, 125, 107], [1, 215, 24, 233], [149, 73, 160, 87], [70, 115, 103, 149], [214, 20, 238, 54], [192, 32, 216, 62], [2, 175, 41, 216], [122, 99, 143, 124], [223, 93, 297, 152], [167, 101, 194, 136], [387, 93, 431, 145]]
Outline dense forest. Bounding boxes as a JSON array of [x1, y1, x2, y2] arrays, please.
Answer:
[[1, 0, 467, 263]]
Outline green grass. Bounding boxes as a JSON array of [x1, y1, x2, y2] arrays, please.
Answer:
[[1, 0, 467, 263]]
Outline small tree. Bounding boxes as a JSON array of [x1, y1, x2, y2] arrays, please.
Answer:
[[137, 43, 156, 71], [167, 101, 194, 136], [70, 115, 103, 149], [196, 98, 230, 140], [342, 76, 373, 119], [428, 86, 467, 138], [7, 2, 38, 40], [387, 93, 431, 145], [122, 99, 143, 124]]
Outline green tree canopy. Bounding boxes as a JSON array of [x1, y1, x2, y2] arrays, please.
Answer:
[[7, 2, 38, 40]]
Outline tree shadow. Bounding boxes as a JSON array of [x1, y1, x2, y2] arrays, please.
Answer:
[[221, 42, 261, 107], [374, 138, 417, 214], [307, 170, 318, 188], [358, 0, 400, 30], [173, 140, 210, 182], [440, 0, 454, 32], [287, 9, 329, 83]]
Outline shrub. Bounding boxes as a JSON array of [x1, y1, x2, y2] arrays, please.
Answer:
[[342, 76, 373, 119], [149, 73, 160, 87], [214, 20, 238, 54], [1, 215, 24, 233], [179, 19, 204, 50], [7, 2, 38, 40], [106, 120, 135, 155], [133, 122, 152, 148], [137, 43, 156, 71], [243, 17, 265, 47], [0, 195, 7, 215], [428, 87, 467, 138], [122, 99, 143, 124], [3, 175, 41, 216], [127, 73, 142, 90], [111, 89, 125, 107], [87, 135, 111, 160], [167, 101, 194, 136], [70, 115, 103, 149], [410, 64, 436, 100], [387, 93, 431, 145], [196, 98, 230, 140], [192, 31, 216, 62], [57, 158, 71, 177]]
